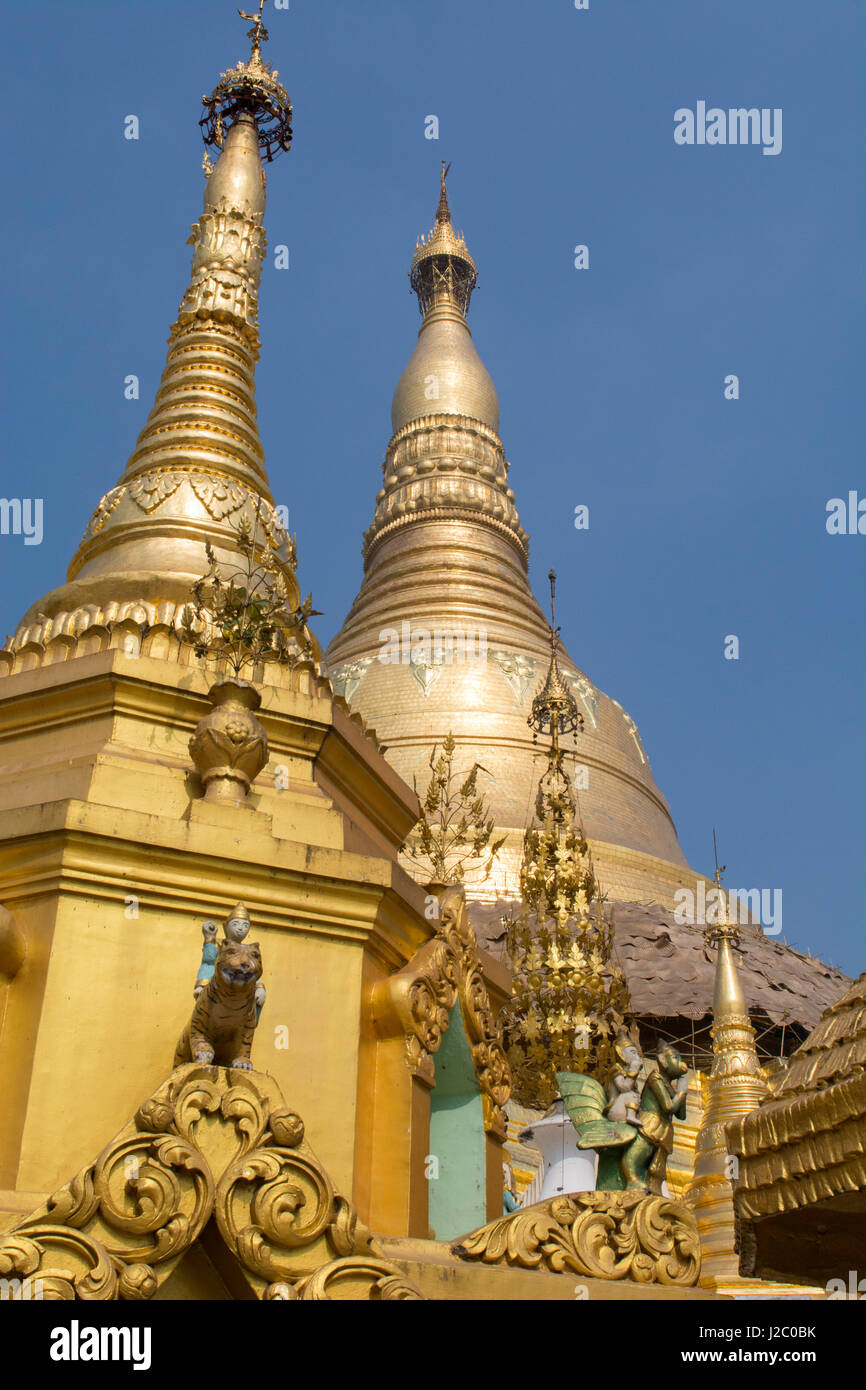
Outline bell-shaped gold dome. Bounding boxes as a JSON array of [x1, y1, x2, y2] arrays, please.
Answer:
[[327, 172, 697, 910]]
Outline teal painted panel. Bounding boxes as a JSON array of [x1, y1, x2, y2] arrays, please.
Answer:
[[428, 1003, 487, 1240]]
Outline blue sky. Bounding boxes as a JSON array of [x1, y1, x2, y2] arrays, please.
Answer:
[[2, 1, 863, 972]]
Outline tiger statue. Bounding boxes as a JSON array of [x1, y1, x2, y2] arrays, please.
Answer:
[[174, 938, 263, 1071]]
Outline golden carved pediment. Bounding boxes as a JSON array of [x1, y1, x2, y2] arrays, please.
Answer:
[[0, 1066, 423, 1302]]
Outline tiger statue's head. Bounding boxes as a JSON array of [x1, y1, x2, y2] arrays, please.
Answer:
[[215, 939, 263, 992]]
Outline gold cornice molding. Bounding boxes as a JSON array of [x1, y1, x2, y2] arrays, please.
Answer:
[[0, 812, 422, 937], [0, 1065, 424, 1301], [371, 886, 511, 1138]]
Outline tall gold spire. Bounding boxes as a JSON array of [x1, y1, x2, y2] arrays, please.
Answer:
[[326, 171, 692, 910], [687, 843, 768, 1289], [12, 8, 297, 649]]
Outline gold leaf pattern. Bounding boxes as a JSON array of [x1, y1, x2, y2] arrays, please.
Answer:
[[452, 1191, 700, 1286]]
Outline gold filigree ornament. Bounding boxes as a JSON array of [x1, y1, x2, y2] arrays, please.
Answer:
[[128, 471, 185, 513], [452, 1191, 701, 1286], [188, 473, 250, 521], [0, 1065, 424, 1301], [83, 485, 126, 540]]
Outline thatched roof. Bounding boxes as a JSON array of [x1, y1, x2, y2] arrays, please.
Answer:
[[469, 898, 849, 1032]]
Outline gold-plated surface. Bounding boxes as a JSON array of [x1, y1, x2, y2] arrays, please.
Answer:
[[12, 58, 298, 656], [451, 1190, 701, 1286], [327, 176, 695, 908], [0, 1065, 424, 1301], [727, 971, 866, 1221], [686, 887, 768, 1288], [0, 643, 428, 1219]]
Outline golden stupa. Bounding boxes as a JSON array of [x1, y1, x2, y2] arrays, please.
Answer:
[[327, 165, 700, 910], [326, 162, 846, 1084], [0, 4, 857, 1309]]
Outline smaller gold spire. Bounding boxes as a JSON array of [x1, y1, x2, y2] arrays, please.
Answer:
[[705, 831, 746, 1020], [528, 571, 584, 748], [688, 834, 769, 1289]]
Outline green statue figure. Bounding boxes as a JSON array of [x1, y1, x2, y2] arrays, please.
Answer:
[[557, 1036, 689, 1193]]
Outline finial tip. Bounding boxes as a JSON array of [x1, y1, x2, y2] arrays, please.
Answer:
[[436, 161, 452, 223]]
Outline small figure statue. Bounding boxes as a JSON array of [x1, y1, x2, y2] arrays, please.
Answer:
[[174, 936, 263, 1071], [618, 1043, 689, 1192], [603, 1031, 643, 1123], [503, 1162, 521, 1214], [557, 1040, 690, 1194], [175, 902, 266, 1070], [193, 904, 266, 1019]]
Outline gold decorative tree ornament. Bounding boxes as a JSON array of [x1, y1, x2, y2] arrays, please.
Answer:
[[501, 572, 632, 1109], [180, 510, 317, 679], [400, 732, 505, 887], [182, 510, 319, 802]]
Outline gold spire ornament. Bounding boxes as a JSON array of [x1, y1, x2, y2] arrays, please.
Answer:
[[201, 2, 293, 162], [686, 837, 768, 1288], [12, 6, 298, 653], [409, 161, 478, 318], [501, 578, 631, 1109], [528, 571, 584, 746]]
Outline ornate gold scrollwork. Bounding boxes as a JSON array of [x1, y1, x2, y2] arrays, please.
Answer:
[[293, 1257, 425, 1301], [377, 885, 510, 1137], [452, 1191, 701, 1287], [0, 1066, 424, 1302], [0, 1227, 127, 1301]]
